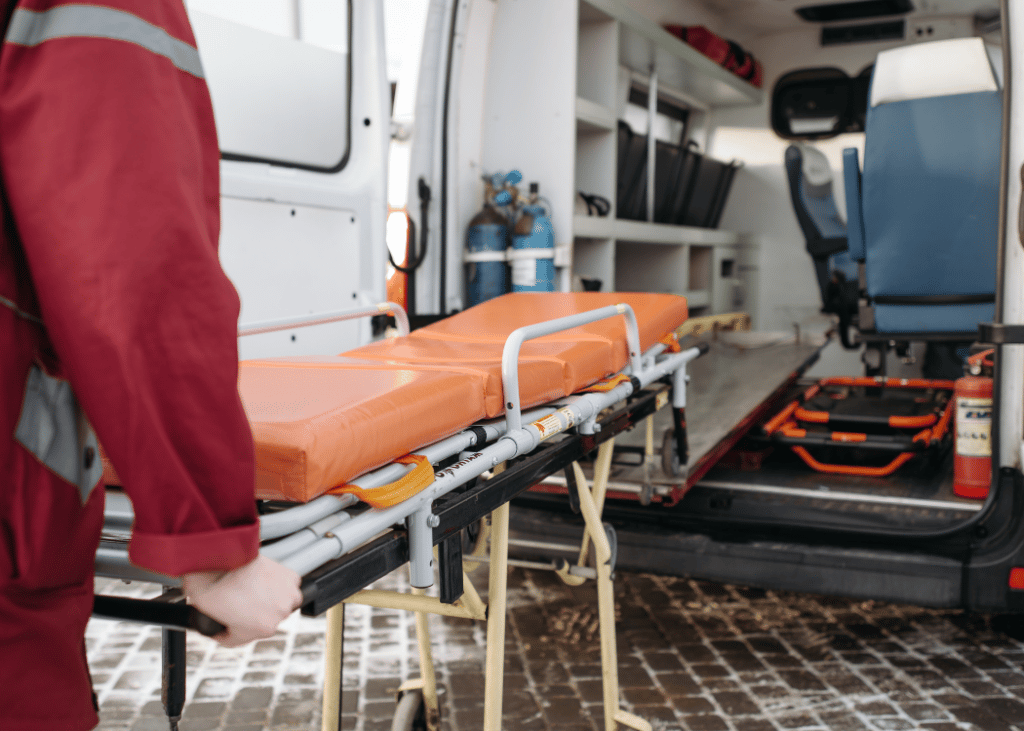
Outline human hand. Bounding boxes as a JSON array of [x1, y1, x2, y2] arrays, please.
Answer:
[[181, 555, 302, 647]]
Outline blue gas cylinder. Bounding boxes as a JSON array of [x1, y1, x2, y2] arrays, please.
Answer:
[[511, 198, 555, 293], [466, 198, 509, 306]]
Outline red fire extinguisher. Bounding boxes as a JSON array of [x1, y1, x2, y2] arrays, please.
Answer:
[[954, 349, 994, 499]]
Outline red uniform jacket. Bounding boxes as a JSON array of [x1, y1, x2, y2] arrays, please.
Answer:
[[0, 1, 260, 728]]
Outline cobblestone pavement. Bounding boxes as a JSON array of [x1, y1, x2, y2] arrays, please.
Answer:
[[90, 565, 1024, 731]]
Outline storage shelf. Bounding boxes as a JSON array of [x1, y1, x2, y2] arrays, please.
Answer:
[[582, 0, 763, 108], [574, 215, 752, 246], [686, 290, 710, 307], [576, 97, 616, 133]]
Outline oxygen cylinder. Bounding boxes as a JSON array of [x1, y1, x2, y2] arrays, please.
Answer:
[[954, 349, 994, 499], [510, 182, 555, 293], [465, 186, 510, 307]]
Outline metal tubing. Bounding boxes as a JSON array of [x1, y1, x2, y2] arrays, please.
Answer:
[[162, 628, 186, 730], [95, 546, 179, 586], [259, 494, 356, 541], [343, 589, 484, 621], [260, 513, 349, 562], [239, 302, 410, 338], [407, 507, 436, 588], [646, 69, 658, 223], [502, 304, 643, 432], [482, 469, 510, 731], [411, 587, 442, 731], [277, 346, 703, 580], [321, 604, 345, 731], [673, 361, 688, 409]]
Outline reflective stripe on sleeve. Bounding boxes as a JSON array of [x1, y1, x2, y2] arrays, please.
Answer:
[[5, 4, 204, 78], [15, 363, 103, 503]]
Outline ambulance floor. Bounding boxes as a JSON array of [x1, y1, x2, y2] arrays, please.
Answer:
[[90, 566, 1024, 731]]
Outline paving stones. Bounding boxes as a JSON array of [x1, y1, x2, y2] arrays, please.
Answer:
[[90, 569, 1024, 731]]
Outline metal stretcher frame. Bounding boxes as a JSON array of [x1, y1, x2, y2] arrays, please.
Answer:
[[93, 300, 706, 731]]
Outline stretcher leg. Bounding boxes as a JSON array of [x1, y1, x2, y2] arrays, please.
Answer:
[[161, 628, 186, 731], [321, 603, 345, 731], [483, 464, 510, 731], [407, 587, 441, 731], [571, 459, 651, 731], [558, 439, 616, 587]]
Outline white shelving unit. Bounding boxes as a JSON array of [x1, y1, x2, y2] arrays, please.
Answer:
[[476, 0, 762, 318], [570, 0, 761, 316]]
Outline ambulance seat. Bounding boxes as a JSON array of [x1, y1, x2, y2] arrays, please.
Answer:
[[784, 143, 858, 346], [843, 37, 1001, 336], [784, 143, 853, 302]]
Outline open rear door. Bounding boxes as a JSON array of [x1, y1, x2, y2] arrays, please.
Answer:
[[185, 0, 390, 358]]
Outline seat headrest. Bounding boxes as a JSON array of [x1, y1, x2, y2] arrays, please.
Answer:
[[796, 143, 832, 188], [870, 37, 998, 108]]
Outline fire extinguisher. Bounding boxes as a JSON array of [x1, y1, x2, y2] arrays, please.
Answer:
[[954, 349, 994, 499]]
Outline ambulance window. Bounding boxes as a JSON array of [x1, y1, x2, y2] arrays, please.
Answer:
[[771, 67, 868, 140], [185, 0, 351, 172]]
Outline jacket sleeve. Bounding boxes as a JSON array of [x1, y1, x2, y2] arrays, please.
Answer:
[[0, 0, 259, 576]]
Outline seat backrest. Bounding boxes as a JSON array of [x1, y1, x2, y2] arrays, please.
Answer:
[[861, 37, 1000, 326], [784, 143, 848, 303]]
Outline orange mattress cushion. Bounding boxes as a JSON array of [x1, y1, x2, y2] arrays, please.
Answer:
[[241, 292, 688, 502]]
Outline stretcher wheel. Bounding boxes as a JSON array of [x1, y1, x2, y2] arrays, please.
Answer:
[[391, 689, 428, 731], [662, 428, 682, 477]]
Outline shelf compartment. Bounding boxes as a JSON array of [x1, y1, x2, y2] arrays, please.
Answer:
[[584, 0, 763, 108], [614, 240, 688, 294], [685, 289, 710, 308], [573, 215, 751, 246], [576, 97, 616, 133]]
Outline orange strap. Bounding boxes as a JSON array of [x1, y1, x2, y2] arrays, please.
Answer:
[[582, 373, 632, 393], [328, 455, 435, 509], [659, 332, 682, 353]]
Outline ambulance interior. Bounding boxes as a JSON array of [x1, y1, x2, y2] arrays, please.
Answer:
[[412, 0, 1015, 606]]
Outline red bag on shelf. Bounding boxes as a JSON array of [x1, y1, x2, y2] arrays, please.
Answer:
[[663, 25, 763, 89]]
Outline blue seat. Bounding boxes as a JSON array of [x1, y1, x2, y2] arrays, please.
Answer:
[[843, 37, 1001, 336], [784, 143, 855, 304]]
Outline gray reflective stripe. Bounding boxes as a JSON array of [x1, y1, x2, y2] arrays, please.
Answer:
[[6, 5, 204, 79], [15, 363, 103, 503], [0, 293, 43, 325]]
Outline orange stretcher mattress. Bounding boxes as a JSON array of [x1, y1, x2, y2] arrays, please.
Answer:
[[101, 293, 688, 503], [244, 293, 687, 502]]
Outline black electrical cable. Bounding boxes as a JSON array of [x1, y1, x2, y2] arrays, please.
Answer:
[[388, 178, 431, 274]]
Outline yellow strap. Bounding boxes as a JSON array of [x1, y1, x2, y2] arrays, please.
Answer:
[[329, 454, 435, 509], [581, 373, 631, 393]]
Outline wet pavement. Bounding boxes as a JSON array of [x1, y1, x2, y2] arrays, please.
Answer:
[[90, 564, 1024, 731]]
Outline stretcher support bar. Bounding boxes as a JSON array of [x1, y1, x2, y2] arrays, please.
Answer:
[[502, 304, 642, 433], [281, 344, 705, 584], [238, 301, 410, 338]]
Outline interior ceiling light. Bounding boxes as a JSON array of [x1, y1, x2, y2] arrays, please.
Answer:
[[796, 0, 913, 23]]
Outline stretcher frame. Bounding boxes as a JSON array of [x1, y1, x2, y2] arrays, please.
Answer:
[[93, 300, 706, 731], [761, 376, 955, 478]]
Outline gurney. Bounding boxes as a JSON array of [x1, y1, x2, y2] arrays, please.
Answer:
[[93, 292, 707, 731]]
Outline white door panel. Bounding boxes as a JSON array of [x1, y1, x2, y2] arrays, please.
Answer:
[[220, 198, 363, 359], [187, 0, 389, 359]]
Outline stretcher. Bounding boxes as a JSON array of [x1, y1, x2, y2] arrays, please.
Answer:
[[762, 376, 955, 477], [92, 292, 706, 731]]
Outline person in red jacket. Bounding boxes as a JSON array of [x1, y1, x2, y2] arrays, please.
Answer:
[[0, 1, 303, 728]]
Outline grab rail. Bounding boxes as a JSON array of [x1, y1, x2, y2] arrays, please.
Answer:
[[238, 301, 410, 338]]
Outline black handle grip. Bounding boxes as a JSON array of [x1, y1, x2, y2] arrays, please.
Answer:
[[696, 341, 711, 356], [93, 595, 226, 637]]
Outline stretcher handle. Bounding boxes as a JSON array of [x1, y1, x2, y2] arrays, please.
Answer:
[[501, 303, 643, 433], [238, 302, 410, 338], [92, 595, 226, 637]]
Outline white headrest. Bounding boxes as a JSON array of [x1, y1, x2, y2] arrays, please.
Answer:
[[870, 37, 998, 108], [798, 143, 832, 188]]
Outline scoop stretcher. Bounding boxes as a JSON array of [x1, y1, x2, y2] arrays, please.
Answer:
[[93, 292, 706, 731]]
